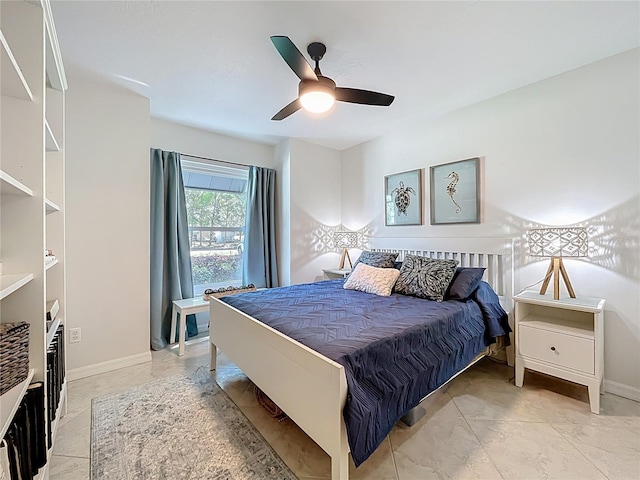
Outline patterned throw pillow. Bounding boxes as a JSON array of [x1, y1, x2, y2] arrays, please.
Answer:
[[394, 255, 459, 302], [343, 263, 401, 297], [351, 251, 399, 271]]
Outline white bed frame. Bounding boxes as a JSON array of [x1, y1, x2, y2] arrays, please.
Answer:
[[209, 237, 514, 479]]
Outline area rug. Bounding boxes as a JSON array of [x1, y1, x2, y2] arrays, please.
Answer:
[[90, 367, 297, 480]]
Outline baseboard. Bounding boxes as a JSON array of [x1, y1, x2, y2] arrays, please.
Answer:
[[67, 351, 152, 381], [604, 379, 640, 402]]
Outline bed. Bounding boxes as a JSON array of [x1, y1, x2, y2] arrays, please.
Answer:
[[209, 237, 514, 479]]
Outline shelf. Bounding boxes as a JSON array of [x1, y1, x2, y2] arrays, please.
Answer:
[[0, 273, 34, 300], [45, 119, 61, 152], [0, 30, 33, 101], [0, 169, 34, 196], [45, 257, 58, 270], [0, 369, 35, 439], [45, 198, 60, 213], [519, 314, 595, 340]]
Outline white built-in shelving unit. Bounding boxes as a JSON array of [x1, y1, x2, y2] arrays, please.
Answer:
[[0, 1, 67, 477]]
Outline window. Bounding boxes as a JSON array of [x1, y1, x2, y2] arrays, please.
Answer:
[[181, 158, 249, 295]]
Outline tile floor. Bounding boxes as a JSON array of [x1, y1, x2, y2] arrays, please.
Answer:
[[50, 337, 640, 480]]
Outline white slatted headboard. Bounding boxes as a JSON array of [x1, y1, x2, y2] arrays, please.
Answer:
[[370, 237, 514, 312]]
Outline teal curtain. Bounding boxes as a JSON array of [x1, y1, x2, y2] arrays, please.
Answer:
[[243, 166, 278, 288], [150, 148, 197, 350]]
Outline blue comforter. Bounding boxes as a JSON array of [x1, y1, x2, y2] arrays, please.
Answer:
[[221, 279, 510, 466]]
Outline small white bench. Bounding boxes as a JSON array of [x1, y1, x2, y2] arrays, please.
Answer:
[[170, 297, 210, 356]]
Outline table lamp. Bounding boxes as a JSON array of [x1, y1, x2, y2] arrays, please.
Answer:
[[528, 227, 588, 300], [334, 231, 358, 269]]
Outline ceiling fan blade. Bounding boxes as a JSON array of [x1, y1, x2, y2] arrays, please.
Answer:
[[270, 36, 317, 82], [271, 99, 302, 121], [335, 87, 395, 106]]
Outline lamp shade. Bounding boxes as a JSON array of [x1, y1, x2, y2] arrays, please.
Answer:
[[333, 231, 358, 249], [528, 227, 588, 257]]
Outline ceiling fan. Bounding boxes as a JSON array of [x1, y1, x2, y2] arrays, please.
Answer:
[[270, 36, 395, 121]]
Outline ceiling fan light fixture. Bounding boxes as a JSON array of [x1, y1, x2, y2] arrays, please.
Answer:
[[269, 36, 394, 120], [299, 80, 335, 113], [300, 90, 335, 113]]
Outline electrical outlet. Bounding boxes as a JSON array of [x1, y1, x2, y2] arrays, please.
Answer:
[[69, 327, 81, 343]]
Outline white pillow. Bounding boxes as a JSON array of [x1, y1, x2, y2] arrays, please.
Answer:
[[343, 262, 400, 297]]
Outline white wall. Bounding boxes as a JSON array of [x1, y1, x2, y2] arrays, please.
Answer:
[[342, 49, 640, 395], [66, 70, 151, 377], [272, 138, 343, 286], [150, 118, 275, 169], [287, 139, 342, 285], [274, 139, 291, 286]]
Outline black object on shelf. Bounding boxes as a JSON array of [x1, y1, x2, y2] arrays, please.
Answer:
[[2, 381, 46, 479], [26, 382, 46, 472], [46, 324, 65, 449]]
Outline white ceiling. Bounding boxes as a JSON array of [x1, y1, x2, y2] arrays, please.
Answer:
[[51, 1, 639, 151]]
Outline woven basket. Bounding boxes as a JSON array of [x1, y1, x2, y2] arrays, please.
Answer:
[[0, 322, 30, 396], [203, 284, 256, 301], [254, 386, 288, 421]]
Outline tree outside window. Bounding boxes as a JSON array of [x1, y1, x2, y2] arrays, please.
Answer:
[[185, 188, 247, 293]]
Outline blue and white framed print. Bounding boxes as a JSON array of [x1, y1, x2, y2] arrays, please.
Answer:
[[430, 157, 480, 225], [385, 169, 423, 226]]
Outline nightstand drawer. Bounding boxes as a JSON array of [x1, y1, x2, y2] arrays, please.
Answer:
[[519, 324, 594, 374]]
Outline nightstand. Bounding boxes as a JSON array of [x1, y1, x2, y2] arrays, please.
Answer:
[[514, 290, 605, 414], [322, 268, 351, 280]]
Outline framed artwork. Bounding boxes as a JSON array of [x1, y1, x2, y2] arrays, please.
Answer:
[[385, 169, 422, 226], [430, 157, 480, 225]]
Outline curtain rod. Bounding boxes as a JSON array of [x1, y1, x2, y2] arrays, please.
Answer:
[[181, 153, 252, 169]]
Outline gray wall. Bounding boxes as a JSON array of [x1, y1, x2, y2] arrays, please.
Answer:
[[66, 69, 151, 377]]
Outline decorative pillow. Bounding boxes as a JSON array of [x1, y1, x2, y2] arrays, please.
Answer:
[[446, 267, 486, 300], [343, 263, 400, 297], [394, 255, 459, 302], [351, 251, 399, 270]]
